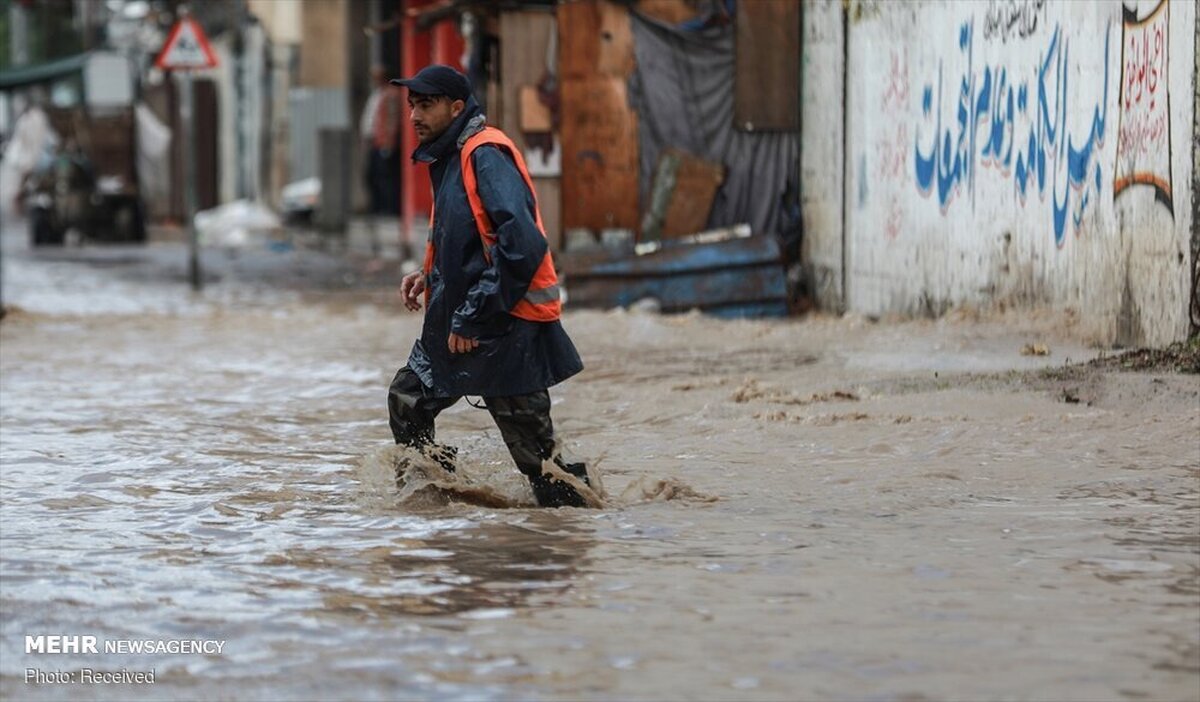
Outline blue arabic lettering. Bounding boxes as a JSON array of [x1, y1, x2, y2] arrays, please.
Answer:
[[914, 21, 1111, 246]]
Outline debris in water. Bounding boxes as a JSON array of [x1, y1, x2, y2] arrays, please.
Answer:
[[731, 378, 860, 406], [619, 477, 717, 503]]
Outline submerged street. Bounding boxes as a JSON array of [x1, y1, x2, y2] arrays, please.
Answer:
[[1, 228, 1197, 701]]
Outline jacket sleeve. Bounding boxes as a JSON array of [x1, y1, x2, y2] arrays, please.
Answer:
[[451, 145, 548, 338]]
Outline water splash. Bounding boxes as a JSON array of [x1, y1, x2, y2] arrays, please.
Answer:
[[356, 445, 714, 510]]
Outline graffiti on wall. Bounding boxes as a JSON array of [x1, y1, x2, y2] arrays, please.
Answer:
[[982, 0, 1047, 43], [1114, 0, 1173, 213], [876, 49, 910, 239], [913, 19, 1111, 246]]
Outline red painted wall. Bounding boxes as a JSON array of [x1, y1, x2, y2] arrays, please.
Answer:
[[400, 0, 466, 240]]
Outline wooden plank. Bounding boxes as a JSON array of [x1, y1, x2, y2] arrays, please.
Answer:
[[661, 149, 724, 238], [596, 0, 635, 76], [640, 151, 677, 242], [519, 85, 552, 132], [560, 76, 640, 231], [558, 0, 635, 80], [557, 1, 639, 233], [734, 0, 800, 131], [557, 1, 595, 81], [563, 159, 641, 232], [560, 77, 639, 170]]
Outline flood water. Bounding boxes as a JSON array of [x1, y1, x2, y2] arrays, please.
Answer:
[[1, 238, 1197, 701]]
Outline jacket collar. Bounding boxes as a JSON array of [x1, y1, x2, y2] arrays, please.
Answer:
[[456, 114, 488, 148], [411, 96, 484, 164]]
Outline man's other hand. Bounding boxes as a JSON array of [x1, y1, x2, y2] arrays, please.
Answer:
[[400, 271, 425, 311], [448, 333, 479, 354]]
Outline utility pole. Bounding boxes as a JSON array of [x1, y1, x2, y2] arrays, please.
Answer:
[[181, 68, 199, 290]]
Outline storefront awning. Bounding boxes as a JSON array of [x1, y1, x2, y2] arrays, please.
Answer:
[[0, 53, 90, 91]]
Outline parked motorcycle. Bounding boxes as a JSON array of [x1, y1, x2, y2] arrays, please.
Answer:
[[25, 140, 145, 247]]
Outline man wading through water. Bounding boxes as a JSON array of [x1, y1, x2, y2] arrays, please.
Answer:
[[386, 65, 591, 508]]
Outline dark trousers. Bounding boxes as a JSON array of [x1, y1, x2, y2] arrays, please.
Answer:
[[388, 366, 557, 478], [366, 148, 399, 215]]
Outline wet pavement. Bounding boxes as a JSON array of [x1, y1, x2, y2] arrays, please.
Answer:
[[1, 219, 1198, 701]]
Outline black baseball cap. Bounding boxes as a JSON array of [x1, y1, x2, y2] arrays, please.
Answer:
[[390, 65, 472, 101]]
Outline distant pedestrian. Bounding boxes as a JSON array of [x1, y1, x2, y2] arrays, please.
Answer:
[[386, 64, 591, 508], [361, 64, 402, 216]]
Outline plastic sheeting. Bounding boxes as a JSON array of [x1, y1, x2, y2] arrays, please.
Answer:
[[0, 106, 58, 212], [194, 199, 281, 248], [628, 12, 798, 238], [135, 103, 172, 213]]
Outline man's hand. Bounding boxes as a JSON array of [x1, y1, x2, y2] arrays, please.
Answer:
[[400, 271, 425, 311], [448, 333, 479, 354]]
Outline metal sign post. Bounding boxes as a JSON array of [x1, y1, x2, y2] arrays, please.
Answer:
[[154, 8, 218, 292], [180, 70, 198, 290]]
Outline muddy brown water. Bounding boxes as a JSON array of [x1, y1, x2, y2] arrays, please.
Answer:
[[1, 250, 1198, 701]]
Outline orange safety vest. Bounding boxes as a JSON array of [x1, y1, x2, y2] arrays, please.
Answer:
[[425, 126, 561, 322]]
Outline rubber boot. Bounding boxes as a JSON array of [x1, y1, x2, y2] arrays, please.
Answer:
[[422, 442, 458, 473], [395, 441, 457, 487], [529, 460, 590, 508]]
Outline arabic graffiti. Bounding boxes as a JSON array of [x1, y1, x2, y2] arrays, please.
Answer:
[[913, 19, 1111, 246], [876, 49, 910, 239], [982, 0, 1047, 43], [1114, 0, 1173, 213]]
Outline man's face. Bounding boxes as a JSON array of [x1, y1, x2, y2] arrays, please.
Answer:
[[408, 94, 465, 144]]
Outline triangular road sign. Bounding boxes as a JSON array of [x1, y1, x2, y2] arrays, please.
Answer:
[[155, 18, 218, 70]]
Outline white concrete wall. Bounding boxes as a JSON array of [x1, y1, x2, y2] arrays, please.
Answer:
[[806, 0, 1196, 345], [247, 0, 303, 45], [800, 0, 846, 312]]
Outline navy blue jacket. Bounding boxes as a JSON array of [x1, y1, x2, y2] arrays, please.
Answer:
[[406, 98, 583, 398]]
